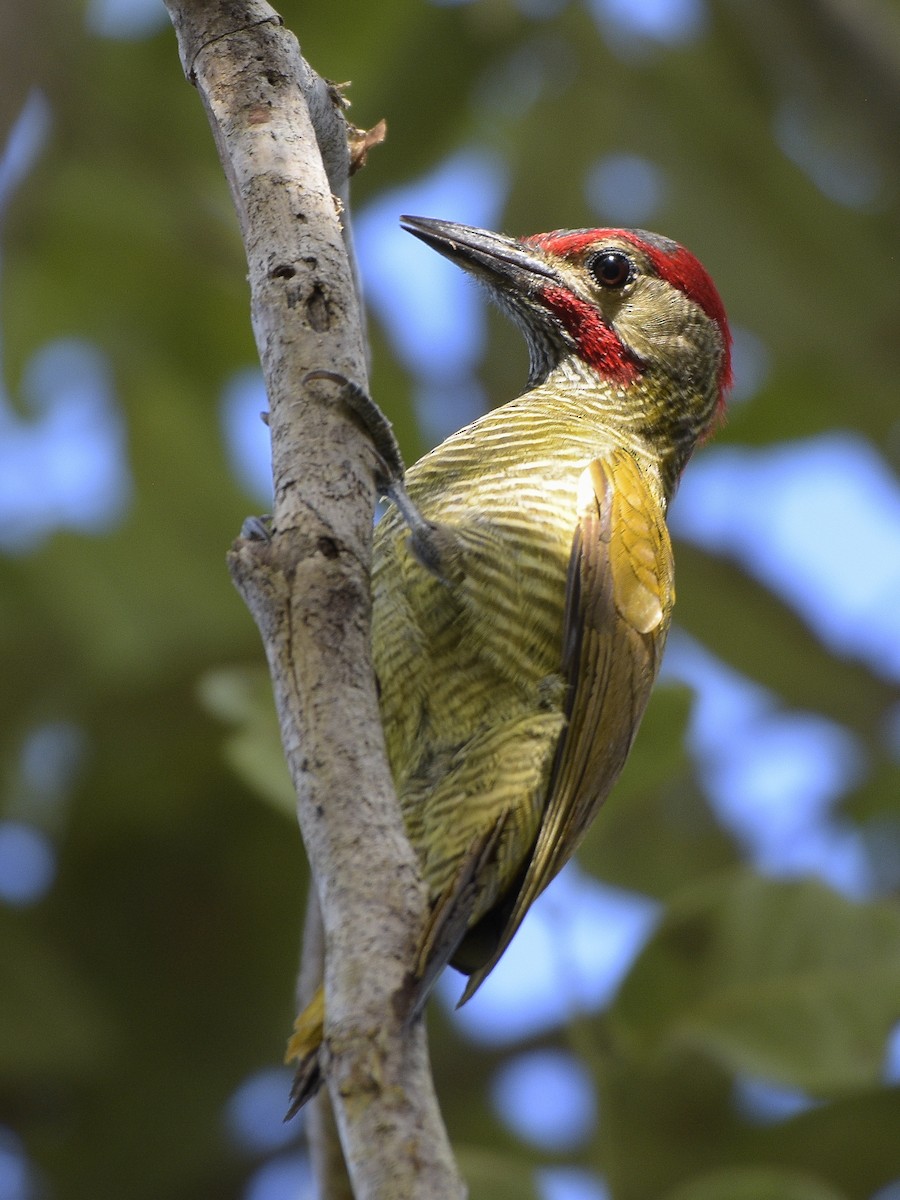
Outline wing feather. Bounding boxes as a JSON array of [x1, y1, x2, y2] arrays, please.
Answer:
[[459, 449, 674, 1002]]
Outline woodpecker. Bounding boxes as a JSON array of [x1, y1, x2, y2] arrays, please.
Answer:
[[286, 216, 731, 1110]]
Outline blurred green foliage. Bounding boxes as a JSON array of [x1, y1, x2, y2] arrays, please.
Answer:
[[1, 1, 899, 1198]]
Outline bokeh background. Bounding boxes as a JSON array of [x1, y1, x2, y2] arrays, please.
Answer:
[[2, 0, 900, 1197]]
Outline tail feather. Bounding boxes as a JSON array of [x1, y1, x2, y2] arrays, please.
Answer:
[[285, 1053, 323, 1120], [284, 985, 325, 1119], [284, 814, 510, 1116]]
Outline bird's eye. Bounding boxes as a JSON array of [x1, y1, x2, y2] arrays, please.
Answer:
[[589, 250, 633, 289]]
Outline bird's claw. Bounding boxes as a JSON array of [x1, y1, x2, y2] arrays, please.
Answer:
[[304, 370, 463, 585], [241, 514, 273, 541], [304, 369, 407, 491]]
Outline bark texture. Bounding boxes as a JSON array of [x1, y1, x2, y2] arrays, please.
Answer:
[[163, 3, 466, 1196]]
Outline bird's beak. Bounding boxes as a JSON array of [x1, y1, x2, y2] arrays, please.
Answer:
[[401, 215, 561, 292]]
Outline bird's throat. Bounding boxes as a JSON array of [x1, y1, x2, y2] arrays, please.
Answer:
[[539, 285, 641, 385]]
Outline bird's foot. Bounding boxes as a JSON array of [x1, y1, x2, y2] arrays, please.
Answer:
[[240, 514, 273, 541], [305, 370, 462, 583], [304, 369, 407, 492], [403, 516, 465, 586]]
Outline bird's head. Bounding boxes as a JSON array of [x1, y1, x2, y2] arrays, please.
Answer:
[[401, 216, 732, 482]]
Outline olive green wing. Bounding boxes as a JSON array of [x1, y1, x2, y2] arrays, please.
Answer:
[[458, 449, 675, 1002]]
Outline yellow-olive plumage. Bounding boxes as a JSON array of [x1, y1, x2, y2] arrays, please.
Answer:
[[287, 217, 731, 1109]]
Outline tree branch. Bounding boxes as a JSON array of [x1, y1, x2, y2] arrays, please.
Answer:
[[162, 3, 465, 1196]]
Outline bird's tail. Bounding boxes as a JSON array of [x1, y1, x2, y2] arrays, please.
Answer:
[[283, 812, 511, 1117], [284, 985, 325, 1118]]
